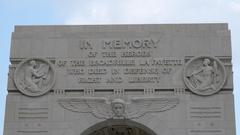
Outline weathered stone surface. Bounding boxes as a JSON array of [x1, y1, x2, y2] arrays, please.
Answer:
[[14, 58, 55, 96], [4, 24, 235, 135]]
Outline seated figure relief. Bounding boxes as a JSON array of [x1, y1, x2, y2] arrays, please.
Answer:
[[24, 60, 50, 92], [14, 58, 55, 96], [184, 56, 226, 96], [187, 58, 219, 91]]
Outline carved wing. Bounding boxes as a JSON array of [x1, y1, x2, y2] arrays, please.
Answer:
[[58, 97, 112, 119], [126, 97, 179, 119]]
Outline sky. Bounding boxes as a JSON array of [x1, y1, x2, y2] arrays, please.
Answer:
[[0, 0, 239, 134]]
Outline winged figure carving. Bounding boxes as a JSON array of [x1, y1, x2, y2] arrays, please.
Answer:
[[126, 97, 179, 119], [58, 97, 112, 119], [58, 96, 179, 119]]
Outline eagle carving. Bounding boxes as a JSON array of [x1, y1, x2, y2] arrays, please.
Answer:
[[58, 96, 179, 119]]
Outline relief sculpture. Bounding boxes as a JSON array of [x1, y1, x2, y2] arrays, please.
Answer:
[[24, 60, 50, 92], [111, 98, 126, 119], [183, 56, 226, 96], [58, 96, 179, 119], [14, 58, 55, 96]]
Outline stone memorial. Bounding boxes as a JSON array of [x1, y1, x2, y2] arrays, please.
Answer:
[[4, 24, 235, 135]]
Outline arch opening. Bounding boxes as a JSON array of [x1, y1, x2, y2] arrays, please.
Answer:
[[81, 119, 157, 135]]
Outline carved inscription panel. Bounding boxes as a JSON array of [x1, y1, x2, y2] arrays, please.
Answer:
[[188, 102, 224, 120], [55, 38, 184, 89]]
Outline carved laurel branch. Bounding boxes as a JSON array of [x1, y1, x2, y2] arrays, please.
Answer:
[[58, 96, 179, 119]]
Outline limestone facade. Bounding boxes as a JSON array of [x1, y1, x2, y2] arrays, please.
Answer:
[[4, 24, 235, 135]]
